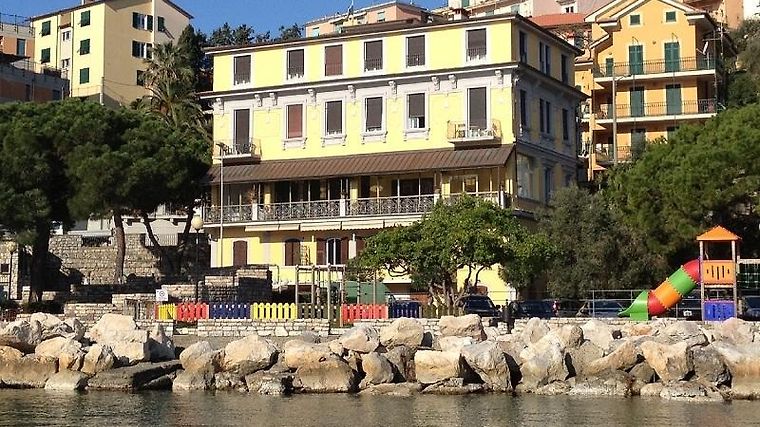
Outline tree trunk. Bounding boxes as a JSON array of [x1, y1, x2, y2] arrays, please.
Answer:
[[175, 205, 195, 274], [113, 211, 126, 284], [141, 211, 175, 273], [28, 222, 50, 304]]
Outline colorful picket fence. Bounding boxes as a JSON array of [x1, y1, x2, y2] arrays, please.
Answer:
[[341, 304, 388, 323], [155, 304, 177, 320], [210, 303, 251, 319], [251, 303, 298, 320], [176, 303, 209, 323]]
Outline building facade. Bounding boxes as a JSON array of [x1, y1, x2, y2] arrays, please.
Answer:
[[305, 1, 434, 37], [439, 0, 616, 19], [202, 15, 584, 304], [0, 14, 34, 57], [31, 0, 191, 107], [0, 53, 69, 103], [581, 0, 731, 178]]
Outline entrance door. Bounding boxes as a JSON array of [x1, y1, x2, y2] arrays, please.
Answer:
[[629, 86, 644, 117], [232, 240, 248, 267], [666, 84, 682, 115]]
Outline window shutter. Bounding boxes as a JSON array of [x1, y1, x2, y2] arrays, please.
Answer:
[[288, 49, 304, 71], [468, 87, 487, 130], [132, 41, 140, 57], [147, 15, 154, 31], [132, 12, 140, 29], [365, 40, 382, 61], [355, 237, 365, 256], [325, 45, 342, 75], [467, 29, 486, 50], [287, 104, 303, 139], [340, 238, 349, 264], [234, 109, 250, 143], [408, 93, 424, 118], [365, 97, 383, 131], [326, 101, 342, 134], [317, 239, 326, 265]]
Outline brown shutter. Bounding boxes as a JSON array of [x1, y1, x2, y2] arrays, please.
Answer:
[[355, 237, 365, 256], [288, 49, 304, 74], [325, 45, 342, 76], [365, 40, 382, 60], [285, 239, 299, 266], [234, 109, 250, 143], [233, 241, 248, 267], [408, 94, 424, 117], [326, 101, 342, 134], [468, 87, 487, 130], [365, 97, 382, 131], [234, 55, 251, 81], [316, 239, 326, 265], [467, 29, 487, 50], [407, 36, 424, 66], [287, 104, 303, 138], [340, 238, 349, 264]]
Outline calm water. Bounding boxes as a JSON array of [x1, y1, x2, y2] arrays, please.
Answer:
[[0, 390, 757, 427]]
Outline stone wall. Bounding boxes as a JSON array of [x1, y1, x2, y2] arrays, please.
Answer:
[[69, 283, 159, 303], [196, 318, 330, 338], [162, 273, 272, 303]]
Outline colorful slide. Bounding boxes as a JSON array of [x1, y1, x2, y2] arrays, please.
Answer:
[[618, 259, 700, 321]]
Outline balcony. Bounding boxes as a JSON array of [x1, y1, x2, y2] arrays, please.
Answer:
[[466, 47, 487, 62], [447, 120, 502, 146], [286, 66, 304, 80], [364, 58, 383, 72], [593, 143, 632, 165], [204, 192, 507, 225], [217, 139, 261, 160], [593, 56, 717, 80], [595, 99, 716, 122], [406, 53, 425, 67]]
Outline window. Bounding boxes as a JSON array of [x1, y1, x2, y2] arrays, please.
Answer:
[[630, 14, 641, 25], [80, 39, 91, 55], [539, 99, 544, 133], [561, 54, 568, 84], [234, 109, 251, 151], [284, 239, 301, 266], [364, 97, 384, 132], [666, 83, 682, 114], [519, 90, 527, 128], [544, 44, 551, 75], [406, 35, 425, 67], [131, 41, 152, 59], [325, 238, 345, 265], [605, 57, 614, 77], [16, 39, 26, 56], [573, 32, 584, 49], [325, 100, 343, 135], [519, 31, 527, 62], [628, 44, 643, 75], [629, 86, 644, 117], [52, 90, 62, 101], [62, 30, 71, 42], [81, 10, 91, 26], [564, 5, 575, 13], [287, 49, 305, 79], [539, 99, 552, 134], [377, 11, 386, 22], [136, 70, 146, 86], [631, 128, 646, 145], [286, 104, 304, 139], [539, 42, 545, 72], [665, 11, 676, 22], [41, 21, 51, 36], [0, 264, 8, 274], [324, 45, 342, 76], [467, 87, 487, 131], [407, 93, 426, 129], [61, 58, 70, 69], [562, 108, 569, 141], [544, 167, 553, 202], [132, 12, 153, 31], [234, 55, 251, 85], [79, 68, 90, 84], [364, 40, 383, 71], [312, 27, 320, 37], [664, 42, 680, 72], [466, 29, 487, 61], [157, 16, 166, 32], [517, 154, 535, 199], [40, 48, 51, 64]]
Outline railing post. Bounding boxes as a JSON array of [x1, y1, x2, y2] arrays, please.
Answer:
[[339, 196, 346, 217], [251, 202, 258, 221]]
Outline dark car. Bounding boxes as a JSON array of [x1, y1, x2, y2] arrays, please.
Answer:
[[460, 295, 501, 319], [550, 299, 584, 317], [741, 296, 760, 321], [509, 300, 554, 319], [576, 299, 624, 318], [673, 297, 702, 320]]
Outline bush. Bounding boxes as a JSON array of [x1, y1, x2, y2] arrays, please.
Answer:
[[0, 299, 20, 310], [22, 300, 63, 314]]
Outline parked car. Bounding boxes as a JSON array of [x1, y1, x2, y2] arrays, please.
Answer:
[[459, 295, 501, 319], [509, 300, 554, 319], [576, 299, 624, 318], [549, 299, 584, 317], [673, 296, 702, 320], [740, 296, 760, 321]]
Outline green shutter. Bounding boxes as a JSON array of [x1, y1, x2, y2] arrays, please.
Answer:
[[80, 68, 90, 84], [666, 84, 682, 114], [41, 21, 51, 36], [147, 15, 154, 31], [629, 87, 644, 117], [41, 48, 51, 63], [158, 16, 165, 32], [132, 12, 140, 29], [80, 39, 90, 55], [605, 57, 614, 77], [628, 45, 643, 75], [664, 42, 680, 72], [81, 11, 91, 26]]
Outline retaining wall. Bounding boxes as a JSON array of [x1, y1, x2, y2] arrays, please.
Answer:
[[196, 318, 331, 338]]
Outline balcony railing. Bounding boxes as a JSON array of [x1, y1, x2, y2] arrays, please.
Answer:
[[447, 120, 502, 144], [596, 99, 716, 120], [593, 56, 717, 78], [233, 72, 251, 85], [204, 192, 508, 224], [217, 139, 261, 158], [406, 54, 425, 67], [594, 144, 632, 164], [287, 66, 304, 79], [467, 47, 487, 61], [364, 58, 383, 71]]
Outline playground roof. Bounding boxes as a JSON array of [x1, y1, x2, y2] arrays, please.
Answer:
[[697, 226, 741, 242]]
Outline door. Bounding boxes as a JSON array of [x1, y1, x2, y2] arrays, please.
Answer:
[[629, 86, 644, 117], [605, 57, 614, 77], [232, 240, 248, 267], [666, 84, 682, 115], [664, 42, 680, 72], [628, 45, 643, 75]]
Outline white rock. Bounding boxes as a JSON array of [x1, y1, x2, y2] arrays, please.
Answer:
[[359, 352, 394, 388], [379, 318, 424, 349], [439, 315, 485, 340], [295, 355, 356, 392], [438, 336, 474, 353], [338, 326, 380, 353], [44, 370, 89, 391], [148, 324, 175, 361], [414, 350, 462, 385], [179, 341, 221, 375], [81, 344, 116, 375], [521, 318, 550, 345], [640, 341, 691, 383], [222, 335, 278, 375], [461, 341, 511, 391], [283, 340, 333, 370], [581, 319, 614, 353]]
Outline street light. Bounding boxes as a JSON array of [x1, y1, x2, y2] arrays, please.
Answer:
[[191, 215, 204, 302], [214, 142, 227, 268]]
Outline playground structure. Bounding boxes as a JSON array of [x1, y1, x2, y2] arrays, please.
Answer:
[[619, 226, 742, 321]]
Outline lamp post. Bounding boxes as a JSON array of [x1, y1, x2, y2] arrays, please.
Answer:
[[215, 142, 227, 268], [191, 215, 204, 303]]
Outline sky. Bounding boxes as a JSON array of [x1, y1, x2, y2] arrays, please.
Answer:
[[3, 0, 446, 34]]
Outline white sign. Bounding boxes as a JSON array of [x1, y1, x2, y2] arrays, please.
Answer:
[[155, 289, 169, 302]]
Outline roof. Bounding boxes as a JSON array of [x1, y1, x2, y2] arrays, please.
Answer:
[[531, 13, 587, 28], [208, 145, 515, 184], [696, 226, 741, 242], [305, 1, 427, 26], [33, 0, 193, 21]]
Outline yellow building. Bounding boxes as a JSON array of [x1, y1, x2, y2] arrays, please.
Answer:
[[201, 15, 584, 304], [583, 0, 732, 177], [31, 0, 191, 107]]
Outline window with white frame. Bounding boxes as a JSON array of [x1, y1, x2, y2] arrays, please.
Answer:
[[325, 100, 344, 135], [517, 154, 535, 199], [467, 87, 488, 131], [62, 30, 71, 42], [326, 238, 343, 265], [131, 41, 152, 59], [287, 49, 305, 79], [406, 35, 425, 67], [234, 55, 251, 85], [286, 104, 304, 140], [406, 93, 426, 129], [132, 12, 153, 31], [364, 97, 384, 132], [466, 28, 487, 61], [564, 5, 575, 13], [364, 40, 383, 71]]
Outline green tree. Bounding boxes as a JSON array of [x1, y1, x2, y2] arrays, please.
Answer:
[[276, 24, 303, 41], [726, 70, 759, 107]]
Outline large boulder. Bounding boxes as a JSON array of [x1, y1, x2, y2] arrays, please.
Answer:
[[581, 319, 614, 353], [640, 341, 692, 383], [385, 345, 416, 382], [88, 360, 181, 391], [214, 372, 247, 391], [172, 371, 214, 391], [245, 371, 293, 395], [222, 335, 278, 375], [0, 320, 43, 352], [0, 353, 57, 388], [109, 331, 150, 366], [584, 340, 639, 376], [519, 335, 568, 390], [714, 318, 755, 345], [44, 370, 89, 391], [662, 321, 707, 348], [414, 350, 462, 385], [179, 341, 221, 375], [81, 344, 116, 375], [359, 383, 423, 397], [148, 324, 175, 362], [691, 345, 731, 387], [282, 340, 333, 370], [520, 318, 550, 345], [88, 314, 139, 343], [294, 355, 357, 392], [359, 352, 394, 388], [711, 341, 760, 399], [379, 318, 424, 349], [567, 341, 604, 376], [439, 315, 485, 341], [35, 337, 84, 371], [555, 325, 584, 350], [568, 370, 634, 397], [461, 341, 511, 391], [438, 336, 474, 353], [338, 326, 380, 353]]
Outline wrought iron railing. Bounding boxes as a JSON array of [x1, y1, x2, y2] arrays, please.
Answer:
[[594, 144, 632, 163], [259, 200, 340, 221], [364, 58, 383, 71], [596, 99, 716, 119], [349, 195, 435, 216], [592, 56, 717, 78], [217, 139, 260, 157], [467, 47, 487, 61], [233, 72, 251, 85], [406, 54, 425, 67], [447, 119, 503, 142], [287, 66, 304, 79]]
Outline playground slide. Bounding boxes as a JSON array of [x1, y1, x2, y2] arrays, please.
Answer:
[[618, 259, 700, 321]]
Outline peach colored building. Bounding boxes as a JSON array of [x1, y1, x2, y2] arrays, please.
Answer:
[[304, 1, 434, 37], [0, 14, 34, 57], [0, 53, 69, 103]]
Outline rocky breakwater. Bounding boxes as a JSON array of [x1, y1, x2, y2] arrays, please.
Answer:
[[0, 313, 179, 391]]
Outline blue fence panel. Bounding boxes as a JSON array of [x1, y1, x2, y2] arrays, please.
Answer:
[[389, 301, 421, 319], [704, 301, 735, 321], [210, 303, 251, 319]]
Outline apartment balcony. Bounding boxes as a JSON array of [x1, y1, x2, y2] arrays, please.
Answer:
[[595, 99, 716, 124], [593, 143, 632, 165], [593, 56, 718, 81], [204, 192, 508, 225], [447, 120, 502, 147], [216, 139, 261, 162]]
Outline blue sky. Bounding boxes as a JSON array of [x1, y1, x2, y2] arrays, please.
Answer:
[[4, 0, 446, 34]]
